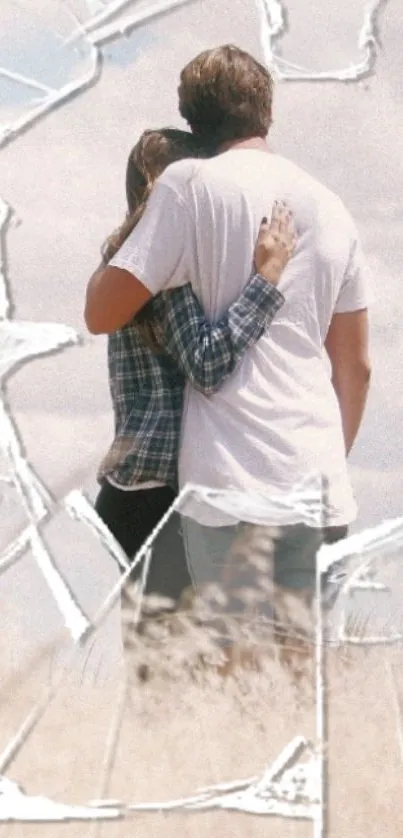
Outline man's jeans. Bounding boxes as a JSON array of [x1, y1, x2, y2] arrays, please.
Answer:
[[182, 519, 348, 646]]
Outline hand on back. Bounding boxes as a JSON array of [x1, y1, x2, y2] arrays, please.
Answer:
[[254, 200, 297, 285]]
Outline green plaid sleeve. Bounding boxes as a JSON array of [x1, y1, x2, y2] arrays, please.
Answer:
[[160, 274, 284, 396]]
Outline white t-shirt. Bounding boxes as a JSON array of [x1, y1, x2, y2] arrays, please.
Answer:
[[110, 149, 373, 527]]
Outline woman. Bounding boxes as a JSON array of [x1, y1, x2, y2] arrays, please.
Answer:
[[93, 128, 296, 612]]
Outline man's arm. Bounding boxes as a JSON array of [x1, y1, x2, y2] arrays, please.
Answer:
[[84, 178, 189, 335], [84, 264, 152, 335], [161, 275, 284, 395], [325, 309, 371, 455]]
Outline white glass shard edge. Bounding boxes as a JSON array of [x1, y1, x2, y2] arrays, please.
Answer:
[[256, 0, 388, 81]]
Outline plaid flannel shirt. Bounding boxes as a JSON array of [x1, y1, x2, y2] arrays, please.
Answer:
[[98, 273, 284, 491]]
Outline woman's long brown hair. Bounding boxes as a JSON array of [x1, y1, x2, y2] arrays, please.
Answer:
[[102, 128, 209, 350]]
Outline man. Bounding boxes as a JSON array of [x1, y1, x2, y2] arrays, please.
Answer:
[[85, 45, 372, 631]]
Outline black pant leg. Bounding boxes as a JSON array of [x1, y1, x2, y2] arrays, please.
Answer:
[[94, 480, 192, 600], [94, 480, 176, 560]]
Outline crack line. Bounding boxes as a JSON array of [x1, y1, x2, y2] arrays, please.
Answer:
[[256, 0, 388, 81]]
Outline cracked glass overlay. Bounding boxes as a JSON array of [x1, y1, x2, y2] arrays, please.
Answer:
[[0, 0, 401, 835]]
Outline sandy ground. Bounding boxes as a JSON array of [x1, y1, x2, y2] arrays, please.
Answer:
[[1, 621, 403, 837]]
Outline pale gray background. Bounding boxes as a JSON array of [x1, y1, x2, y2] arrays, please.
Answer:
[[0, 0, 402, 664]]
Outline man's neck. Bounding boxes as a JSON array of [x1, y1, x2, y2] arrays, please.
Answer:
[[218, 136, 270, 153]]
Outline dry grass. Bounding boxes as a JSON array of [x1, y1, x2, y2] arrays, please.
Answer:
[[1, 635, 402, 838], [1, 529, 403, 838]]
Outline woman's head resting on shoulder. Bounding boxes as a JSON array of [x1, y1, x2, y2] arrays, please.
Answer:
[[102, 128, 211, 349], [102, 127, 210, 266]]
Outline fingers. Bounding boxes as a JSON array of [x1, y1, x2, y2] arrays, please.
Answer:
[[270, 200, 285, 234], [267, 200, 296, 247], [253, 199, 297, 280], [272, 200, 294, 233]]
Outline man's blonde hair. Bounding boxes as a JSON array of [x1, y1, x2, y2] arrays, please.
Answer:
[[178, 44, 274, 147]]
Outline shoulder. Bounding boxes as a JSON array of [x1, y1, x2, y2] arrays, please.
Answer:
[[278, 154, 355, 226], [156, 158, 202, 202], [305, 174, 357, 244]]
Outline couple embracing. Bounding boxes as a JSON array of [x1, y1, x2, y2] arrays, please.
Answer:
[[85, 45, 372, 646]]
